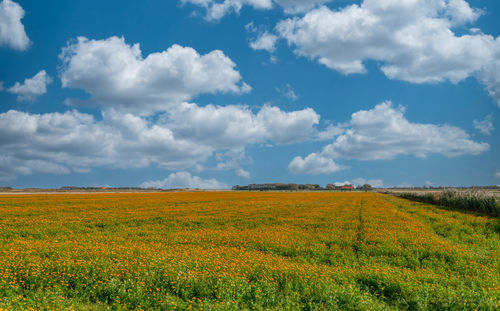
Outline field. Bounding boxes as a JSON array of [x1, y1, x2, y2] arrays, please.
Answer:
[[0, 192, 498, 310]]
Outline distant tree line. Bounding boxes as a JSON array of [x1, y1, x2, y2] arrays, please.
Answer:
[[60, 186, 157, 191], [232, 183, 373, 191]]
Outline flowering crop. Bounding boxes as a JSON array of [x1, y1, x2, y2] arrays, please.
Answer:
[[0, 192, 498, 310]]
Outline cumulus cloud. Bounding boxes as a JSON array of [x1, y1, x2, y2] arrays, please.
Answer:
[[0, 0, 30, 50], [277, 0, 500, 106], [7, 70, 52, 102], [288, 153, 344, 175], [0, 34, 322, 180], [181, 0, 273, 21], [316, 124, 344, 141], [277, 83, 298, 101], [140, 171, 228, 189], [325, 102, 489, 160], [0, 157, 70, 182], [165, 102, 320, 147], [274, 0, 332, 14], [245, 22, 258, 33], [181, 0, 331, 20], [0, 109, 212, 181], [236, 168, 251, 178], [59, 36, 250, 114], [214, 148, 247, 171], [249, 31, 278, 52], [496, 170, 500, 179], [0, 102, 320, 180], [289, 101, 489, 174], [477, 58, 500, 106], [473, 115, 494, 135], [445, 0, 482, 26]]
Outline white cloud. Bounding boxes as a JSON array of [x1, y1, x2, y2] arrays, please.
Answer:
[[473, 115, 494, 135], [0, 109, 212, 181], [7, 70, 52, 102], [245, 22, 258, 33], [0, 31, 321, 181], [0, 102, 320, 180], [445, 0, 482, 26], [288, 153, 344, 175], [236, 168, 251, 178], [214, 148, 248, 171], [165, 102, 320, 147], [250, 31, 278, 52], [316, 123, 344, 141], [181, 0, 332, 20], [0, 156, 71, 182], [256, 105, 320, 143], [478, 60, 500, 107], [324, 102, 489, 160], [274, 0, 332, 14], [181, 0, 273, 21], [140, 171, 228, 189], [277, 83, 298, 101], [289, 101, 489, 174], [0, 0, 30, 50], [496, 170, 500, 179], [352, 177, 384, 188], [59, 36, 250, 114], [277, 1, 500, 106]]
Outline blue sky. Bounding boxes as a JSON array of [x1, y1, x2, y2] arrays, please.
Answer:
[[0, 0, 499, 189]]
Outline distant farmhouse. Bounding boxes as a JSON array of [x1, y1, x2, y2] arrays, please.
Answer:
[[340, 184, 355, 191], [327, 184, 355, 191]]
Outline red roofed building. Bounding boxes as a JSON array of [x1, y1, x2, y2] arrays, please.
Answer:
[[341, 184, 354, 191]]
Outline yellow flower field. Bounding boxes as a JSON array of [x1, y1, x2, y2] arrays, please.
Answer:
[[0, 192, 498, 310]]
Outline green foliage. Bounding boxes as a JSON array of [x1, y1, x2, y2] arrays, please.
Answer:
[[395, 190, 499, 216]]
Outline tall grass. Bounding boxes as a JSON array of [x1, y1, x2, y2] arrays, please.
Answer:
[[394, 189, 499, 216]]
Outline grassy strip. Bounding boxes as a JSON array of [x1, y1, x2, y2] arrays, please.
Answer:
[[390, 190, 499, 216]]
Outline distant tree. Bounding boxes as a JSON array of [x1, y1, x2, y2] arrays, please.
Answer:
[[326, 184, 336, 190], [362, 184, 373, 191]]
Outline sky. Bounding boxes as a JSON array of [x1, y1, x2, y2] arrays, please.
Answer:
[[0, 0, 499, 189]]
